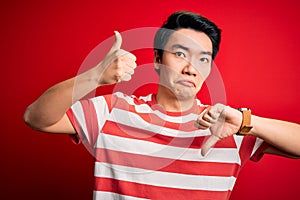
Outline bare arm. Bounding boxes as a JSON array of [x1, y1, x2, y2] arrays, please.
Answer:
[[23, 68, 99, 134], [251, 116, 300, 158], [195, 104, 300, 157], [24, 31, 136, 134]]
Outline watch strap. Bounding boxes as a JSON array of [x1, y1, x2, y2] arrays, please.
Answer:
[[236, 108, 253, 135]]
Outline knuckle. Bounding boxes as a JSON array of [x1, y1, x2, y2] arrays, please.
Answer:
[[123, 74, 131, 81], [129, 69, 135, 75]]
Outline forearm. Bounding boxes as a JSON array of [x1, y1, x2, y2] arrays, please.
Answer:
[[24, 67, 100, 129], [250, 116, 300, 157], [24, 31, 136, 132]]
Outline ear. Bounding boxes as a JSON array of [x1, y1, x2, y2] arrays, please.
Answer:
[[154, 50, 161, 71]]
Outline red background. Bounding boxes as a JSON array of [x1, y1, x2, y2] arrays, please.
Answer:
[[1, 0, 300, 199]]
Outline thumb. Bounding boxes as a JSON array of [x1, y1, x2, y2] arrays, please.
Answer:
[[108, 31, 122, 54], [201, 135, 219, 157]]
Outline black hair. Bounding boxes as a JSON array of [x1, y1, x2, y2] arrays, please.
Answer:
[[154, 11, 221, 60]]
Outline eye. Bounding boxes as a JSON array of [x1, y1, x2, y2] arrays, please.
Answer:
[[174, 51, 186, 58], [200, 57, 210, 63]]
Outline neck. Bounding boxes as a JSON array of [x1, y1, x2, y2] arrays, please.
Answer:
[[156, 87, 195, 112]]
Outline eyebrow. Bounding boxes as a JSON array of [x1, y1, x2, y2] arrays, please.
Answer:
[[171, 44, 212, 56], [171, 44, 189, 51]]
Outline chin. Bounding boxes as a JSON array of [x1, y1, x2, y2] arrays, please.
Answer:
[[174, 89, 196, 101]]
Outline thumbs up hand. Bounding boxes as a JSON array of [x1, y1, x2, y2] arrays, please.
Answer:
[[97, 31, 137, 85]]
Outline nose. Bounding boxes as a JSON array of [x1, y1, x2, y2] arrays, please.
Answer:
[[182, 58, 198, 77]]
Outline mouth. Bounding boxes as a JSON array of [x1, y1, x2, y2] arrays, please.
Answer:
[[177, 79, 196, 87]]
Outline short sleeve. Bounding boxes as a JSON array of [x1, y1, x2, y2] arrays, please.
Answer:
[[238, 136, 268, 166], [66, 95, 111, 152], [250, 139, 269, 162]]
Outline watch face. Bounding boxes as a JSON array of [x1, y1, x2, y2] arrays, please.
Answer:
[[238, 108, 251, 112]]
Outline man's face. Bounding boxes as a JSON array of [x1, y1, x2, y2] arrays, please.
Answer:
[[156, 28, 213, 100]]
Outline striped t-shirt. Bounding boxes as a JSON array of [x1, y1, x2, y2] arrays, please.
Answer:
[[67, 92, 266, 200]]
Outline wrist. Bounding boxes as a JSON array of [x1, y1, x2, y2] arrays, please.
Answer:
[[247, 115, 260, 136], [89, 64, 107, 86], [76, 67, 101, 91]]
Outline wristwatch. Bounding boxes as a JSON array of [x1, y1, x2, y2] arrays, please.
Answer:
[[236, 108, 253, 135]]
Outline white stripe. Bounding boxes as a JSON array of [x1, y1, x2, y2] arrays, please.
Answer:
[[232, 135, 243, 164], [109, 108, 211, 138], [232, 135, 245, 165], [195, 98, 205, 106], [233, 135, 243, 151], [251, 137, 264, 157], [71, 102, 90, 143], [114, 92, 136, 104], [95, 162, 237, 191], [97, 134, 241, 164], [152, 110, 199, 123], [138, 93, 152, 102], [114, 92, 201, 123], [91, 96, 110, 134], [94, 191, 150, 200]]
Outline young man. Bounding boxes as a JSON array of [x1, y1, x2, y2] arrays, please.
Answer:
[[24, 11, 300, 200]]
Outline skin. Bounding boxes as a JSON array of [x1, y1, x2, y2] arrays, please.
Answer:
[[155, 29, 212, 111], [23, 31, 136, 134], [155, 29, 300, 157], [23, 29, 300, 158]]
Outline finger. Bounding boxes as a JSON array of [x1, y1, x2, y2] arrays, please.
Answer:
[[126, 52, 137, 62], [207, 106, 221, 120], [120, 54, 137, 67], [194, 121, 209, 130], [210, 103, 226, 118], [203, 113, 215, 124], [207, 110, 219, 121], [115, 49, 128, 57], [123, 65, 135, 79], [121, 73, 132, 81], [125, 68, 135, 76], [108, 31, 122, 54], [118, 51, 137, 61], [201, 135, 219, 156], [126, 61, 137, 70], [113, 67, 133, 84], [195, 111, 212, 129], [195, 119, 211, 128]]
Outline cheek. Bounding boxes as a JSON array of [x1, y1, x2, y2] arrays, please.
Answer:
[[162, 55, 184, 71], [195, 67, 211, 90], [159, 66, 176, 83], [160, 61, 183, 78], [196, 66, 211, 80], [203, 67, 212, 79]]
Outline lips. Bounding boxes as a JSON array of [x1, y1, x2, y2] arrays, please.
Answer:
[[177, 79, 195, 87]]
